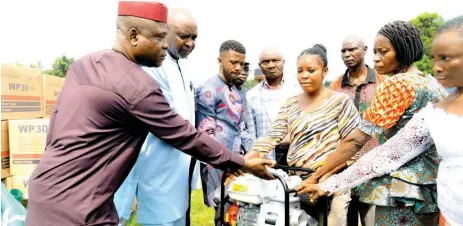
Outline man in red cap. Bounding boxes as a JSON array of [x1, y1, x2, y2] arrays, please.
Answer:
[[24, 2, 275, 225]]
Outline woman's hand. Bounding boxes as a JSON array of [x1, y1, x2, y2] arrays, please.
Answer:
[[295, 181, 329, 204], [303, 175, 319, 185]]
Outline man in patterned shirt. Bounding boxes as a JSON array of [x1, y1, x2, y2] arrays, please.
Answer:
[[328, 36, 383, 226], [195, 40, 255, 225]]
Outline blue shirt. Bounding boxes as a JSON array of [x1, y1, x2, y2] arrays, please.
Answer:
[[114, 55, 197, 224]]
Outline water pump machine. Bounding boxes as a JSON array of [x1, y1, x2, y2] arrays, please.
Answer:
[[219, 166, 328, 226]]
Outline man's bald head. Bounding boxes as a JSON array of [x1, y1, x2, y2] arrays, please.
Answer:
[[342, 36, 366, 48], [259, 47, 284, 62], [115, 16, 168, 67], [167, 8, 198, 59], [258, 47, 285, 79], [341, 35, 368, 68], [168, 8, 197, 27]]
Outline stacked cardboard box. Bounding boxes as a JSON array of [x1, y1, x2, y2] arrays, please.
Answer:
[[1, 121, 10, 178], [1, 63, 43, 181], [1, 64, 64, 199], [5, 118, 50, 199], [1, 64, 43, 120], [42, 74, 65, 118]]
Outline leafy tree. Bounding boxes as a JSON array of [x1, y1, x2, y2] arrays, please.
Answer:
[[409, 12, 444, 75], [43, 55, 75, 77]]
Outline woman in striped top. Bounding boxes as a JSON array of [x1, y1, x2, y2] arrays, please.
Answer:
[[243, 44, 360, 225], [246, 44, 360, 170]]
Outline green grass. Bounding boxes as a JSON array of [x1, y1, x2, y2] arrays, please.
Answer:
[[126, 189, 215, 226]]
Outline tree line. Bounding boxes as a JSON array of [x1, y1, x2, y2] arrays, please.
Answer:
[[23, 55, 75, 78]]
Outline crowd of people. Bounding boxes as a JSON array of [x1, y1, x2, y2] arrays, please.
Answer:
[[21, 1, 462, 226]]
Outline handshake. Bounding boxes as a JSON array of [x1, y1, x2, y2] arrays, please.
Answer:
[[230, 150, 330, 203]]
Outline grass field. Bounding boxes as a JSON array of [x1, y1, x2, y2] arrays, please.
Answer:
[[126, 189, 215, 226]]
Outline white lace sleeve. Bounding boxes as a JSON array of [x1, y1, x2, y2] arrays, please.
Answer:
[[319, 107, 434, 193]]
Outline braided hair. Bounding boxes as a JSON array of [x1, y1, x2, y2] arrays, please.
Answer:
[[378, 21, 424, 73], [298, 44, 328, 68], [437, 15, 463, 35]]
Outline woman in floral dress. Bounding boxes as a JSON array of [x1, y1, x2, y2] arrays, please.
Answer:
[[298, 15, 463, 226], [301, 21, 447, 225]]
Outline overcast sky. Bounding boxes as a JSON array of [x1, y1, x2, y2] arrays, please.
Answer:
[[0, 0, 462, 85]]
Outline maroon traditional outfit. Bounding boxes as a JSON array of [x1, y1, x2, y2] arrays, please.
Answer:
[[24, 2, 244, 225]]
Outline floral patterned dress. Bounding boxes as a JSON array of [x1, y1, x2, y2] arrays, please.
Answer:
[[348, 71, 447, 225], [319, 102, 463, 226]]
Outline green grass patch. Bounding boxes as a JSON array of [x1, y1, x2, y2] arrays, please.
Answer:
[[126, 189, 215, 226]]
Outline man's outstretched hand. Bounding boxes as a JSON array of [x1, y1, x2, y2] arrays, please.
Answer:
[[241, 158, 276, 180], [225, 151, 276, 186]]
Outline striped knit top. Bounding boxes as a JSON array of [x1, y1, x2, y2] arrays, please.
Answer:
[[250, 92, 360, 169]]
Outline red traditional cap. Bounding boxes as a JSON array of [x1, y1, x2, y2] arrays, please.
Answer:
[[118, 1, 168, 23]]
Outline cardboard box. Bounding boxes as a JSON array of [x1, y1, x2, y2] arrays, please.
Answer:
[[1, 64, 43, 120], [9, 118, 49, 176], [1, 120, 10, 178], [2, 175, 30, 200], [42, 74, 65, 118]]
